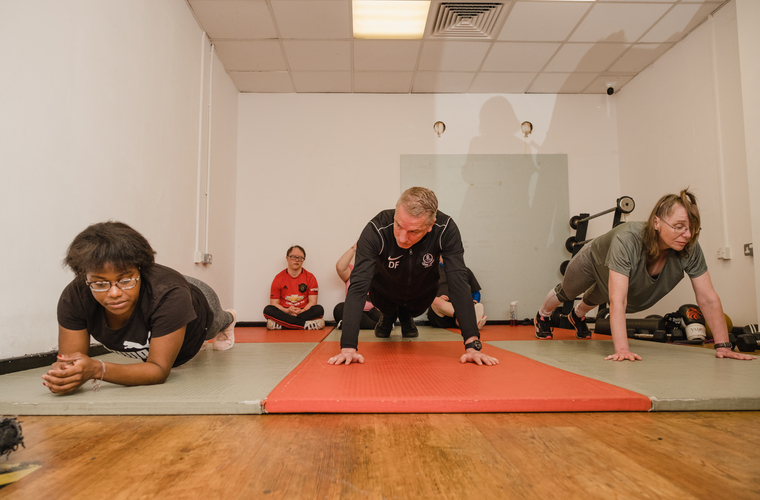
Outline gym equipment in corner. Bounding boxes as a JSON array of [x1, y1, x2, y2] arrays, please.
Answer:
[[555, 196, 635, 330]]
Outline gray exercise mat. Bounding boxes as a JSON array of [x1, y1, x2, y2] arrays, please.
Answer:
[[0, 343, 316, 415], [489, 339, 760, 411]]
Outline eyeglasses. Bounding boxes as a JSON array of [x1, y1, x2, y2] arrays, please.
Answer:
[[287, 255, 305, 261], [660, 218, 700, 235], [86, 277, 140, 292]]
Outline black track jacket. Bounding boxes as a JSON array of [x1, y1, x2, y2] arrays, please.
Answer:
[[340, 209, 479, 350]]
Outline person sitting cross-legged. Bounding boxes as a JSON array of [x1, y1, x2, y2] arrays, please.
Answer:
[[263, 245, 325, 330]]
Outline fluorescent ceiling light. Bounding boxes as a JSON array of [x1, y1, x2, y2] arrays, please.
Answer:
[[353, 1, 431, 39]]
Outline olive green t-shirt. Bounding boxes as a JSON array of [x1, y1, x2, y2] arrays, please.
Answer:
[[589, 221, 707, 313]]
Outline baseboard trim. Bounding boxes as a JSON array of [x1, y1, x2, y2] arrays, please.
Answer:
[[1, 345, 109, 375]]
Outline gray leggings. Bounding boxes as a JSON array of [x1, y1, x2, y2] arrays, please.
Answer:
[[184, 275, 234, 340], [554, 244, 608, 307]]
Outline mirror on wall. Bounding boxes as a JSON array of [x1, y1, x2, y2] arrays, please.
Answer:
[[402, 154, 570, 320]]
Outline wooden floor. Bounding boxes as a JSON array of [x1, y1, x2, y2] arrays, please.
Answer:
[[4, 412, 760, 499]]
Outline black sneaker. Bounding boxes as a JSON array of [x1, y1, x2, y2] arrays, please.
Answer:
[[534, 312, 553, 339], [568, 309, 592, 339], [398, 308, 419, 338], [374, 313, 395, 338]]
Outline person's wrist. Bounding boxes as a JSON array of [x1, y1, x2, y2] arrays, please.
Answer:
[[464, 339, 482, 351]]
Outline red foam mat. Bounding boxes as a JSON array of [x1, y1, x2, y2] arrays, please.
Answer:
[[207, 326, 332, 344], [449, 324, 608, 341], [264, 342, 651, 413]]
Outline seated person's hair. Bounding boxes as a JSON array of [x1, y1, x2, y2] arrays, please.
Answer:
[[287, 245, 306, 257]]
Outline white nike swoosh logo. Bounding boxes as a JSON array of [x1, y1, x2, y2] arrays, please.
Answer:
[[388, 255, 403, 261]]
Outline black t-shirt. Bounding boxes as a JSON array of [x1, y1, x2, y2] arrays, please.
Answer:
[[57, 264, 212, 367], [436, 265, 481, 298]]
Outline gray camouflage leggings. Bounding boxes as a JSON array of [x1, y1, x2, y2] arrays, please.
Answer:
[[553, 243, 608, 307], [184, 275, 235, 340]]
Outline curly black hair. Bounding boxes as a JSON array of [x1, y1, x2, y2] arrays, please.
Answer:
[[64, 221, 156, 283]]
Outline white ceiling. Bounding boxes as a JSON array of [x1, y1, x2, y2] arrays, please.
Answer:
[[186, 0, 728, 94]]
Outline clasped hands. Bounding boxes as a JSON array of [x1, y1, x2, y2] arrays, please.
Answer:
[[42, 353, 97, 394]]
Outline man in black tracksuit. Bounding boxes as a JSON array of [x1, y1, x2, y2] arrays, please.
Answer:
[[328, 187, 499, 366]]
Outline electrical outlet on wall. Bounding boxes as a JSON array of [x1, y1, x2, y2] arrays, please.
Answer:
[[203, 253, 213, 264], [745, 243, 754, 256]]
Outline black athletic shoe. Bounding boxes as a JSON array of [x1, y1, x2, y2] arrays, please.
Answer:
[[400, 320, 418, 338], [534, 312, 553, 339], [398, 308, 418, 338], [374, 313, 395, 338], [568, 309, 592, 339]]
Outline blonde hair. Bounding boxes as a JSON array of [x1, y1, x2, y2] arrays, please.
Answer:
[[396, 187, 438, 224], [644, 189, 701, 260]]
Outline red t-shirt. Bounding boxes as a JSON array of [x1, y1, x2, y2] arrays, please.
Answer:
[[270, 268, 319, 308]]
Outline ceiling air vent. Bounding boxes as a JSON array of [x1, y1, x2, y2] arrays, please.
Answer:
[[429, 2, 505, 39]]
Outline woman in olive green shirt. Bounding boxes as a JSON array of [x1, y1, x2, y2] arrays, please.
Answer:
[[534, 190, 754, 362]]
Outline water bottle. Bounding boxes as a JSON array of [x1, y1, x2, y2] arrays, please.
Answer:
[[510, 301, 518, 326]]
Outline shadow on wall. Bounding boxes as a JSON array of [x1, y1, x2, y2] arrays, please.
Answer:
[[459, 96, 569, 320]]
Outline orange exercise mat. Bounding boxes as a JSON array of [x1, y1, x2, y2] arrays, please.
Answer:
[[451, 324, 608, 341], [264, 342, 651, 413], [207, 326, 333, 344]]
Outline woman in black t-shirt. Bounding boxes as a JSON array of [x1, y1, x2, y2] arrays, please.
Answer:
[[43, 221, 236, 394]]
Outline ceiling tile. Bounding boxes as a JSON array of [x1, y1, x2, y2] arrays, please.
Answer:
[[354, 71, 414, 93], [412, 72, 475, 93], [582, 74, 634, 95], [640, 3, 723, 43], [608, 43, 673, 73], [282, 40, 351, 70], [213, 40, 286, 71], [187, 0, 727, 94], [418, 41, 492, 72], [468, 72, 537, 93], [271, 0, 351, 39], [189, 0, 277, 39], [229, 71, 294, 92], [481, 43, 561, 72], [497, 1, 592, 42], [291, 71, 352, 92], [570, 3, 672, 43], [353, 40, 422, 71], [527, 72, 597, 94], [544, 43, 630, 72]]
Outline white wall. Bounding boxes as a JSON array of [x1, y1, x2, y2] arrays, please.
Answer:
[[235, 93, 621, 322], [0, 0, 238, 359], [616, 1, 757, 325], [735, 0, 760, 321]]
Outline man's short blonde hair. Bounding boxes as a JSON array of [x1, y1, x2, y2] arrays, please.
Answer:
[[396, 187, 438, 225]]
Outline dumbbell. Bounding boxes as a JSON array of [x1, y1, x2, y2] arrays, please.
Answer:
[[596, 317, 662, 335], [627, 329, 668, 343], [735, 333, 760, 352], [667, 328, 686, 342]]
